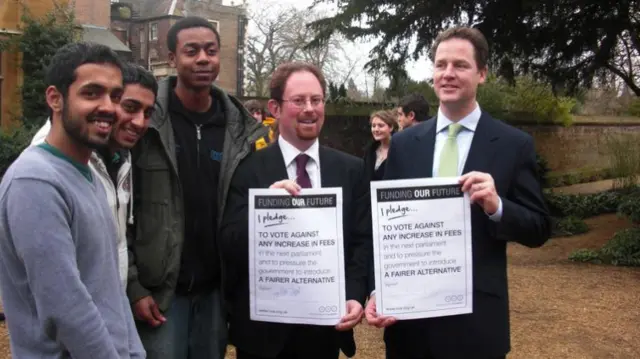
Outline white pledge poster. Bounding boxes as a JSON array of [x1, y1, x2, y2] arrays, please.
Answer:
[[370, 177, 473, 320], [248, 188, 346, 326]]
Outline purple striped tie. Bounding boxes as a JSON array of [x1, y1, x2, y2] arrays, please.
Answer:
[[295, 154, 312, 188]]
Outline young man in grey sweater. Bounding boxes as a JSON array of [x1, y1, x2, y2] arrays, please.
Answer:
[[0, 42, 145, 358]]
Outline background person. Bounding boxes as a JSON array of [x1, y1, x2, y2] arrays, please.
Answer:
[[396, 93, 430, 130]]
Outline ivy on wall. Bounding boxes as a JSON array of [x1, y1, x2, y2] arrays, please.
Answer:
[[0, 1, 76, 128]]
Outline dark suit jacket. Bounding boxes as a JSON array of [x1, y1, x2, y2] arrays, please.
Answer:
[[219, 142, 372, 358], [361, 140, 387, 295], [381, 113, 551, 359]]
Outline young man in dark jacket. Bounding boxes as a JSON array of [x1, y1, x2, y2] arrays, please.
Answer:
[[127, 16, 269, 359]]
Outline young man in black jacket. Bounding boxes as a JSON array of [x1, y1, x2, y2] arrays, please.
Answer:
[[128, 16, 269, 359]]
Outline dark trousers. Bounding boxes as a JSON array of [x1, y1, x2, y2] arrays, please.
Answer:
[[136, 290, 227, 359], [236, 325, 340, 359]]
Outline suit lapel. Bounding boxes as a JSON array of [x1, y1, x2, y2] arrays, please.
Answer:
[[319, 147, 341, 188], [462, 112, 500, 174], [414, 118, 437, 178], [265, 142, 290, 183]]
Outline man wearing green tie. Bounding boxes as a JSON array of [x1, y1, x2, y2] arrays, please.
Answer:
[[364, 26, 551, 359]]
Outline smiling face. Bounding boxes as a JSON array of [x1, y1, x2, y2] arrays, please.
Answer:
[[110, 84, 155, 149], [268, 70, 325, 149], [433, 38, 487, 113], [48, 63, 123, 150], [170, 26, 220, 90], [371, 116, 392, 142]]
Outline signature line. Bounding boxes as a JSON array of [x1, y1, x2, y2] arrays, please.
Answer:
[[264, 222, 287, 228], [388, 214, 407, 220]]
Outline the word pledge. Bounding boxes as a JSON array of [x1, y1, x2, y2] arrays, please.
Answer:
[[248, 187, 346, 325], [370, 178, 473, 320]]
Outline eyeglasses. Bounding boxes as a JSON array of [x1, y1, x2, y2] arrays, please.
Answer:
[[281, 96, 325, 108]]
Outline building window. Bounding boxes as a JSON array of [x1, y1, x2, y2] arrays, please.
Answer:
[[139, 28, 146, 58], [208, 20, 220, 32], [149, 23, 158, 41]]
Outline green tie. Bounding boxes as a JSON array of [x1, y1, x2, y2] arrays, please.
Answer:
[[437, 123, 463, 177]]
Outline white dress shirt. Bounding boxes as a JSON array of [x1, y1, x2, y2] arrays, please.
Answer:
[[433, 103, 502, 222], [278, 136, 321, 188]]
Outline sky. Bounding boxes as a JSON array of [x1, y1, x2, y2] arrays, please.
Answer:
[[222, 0, 433, 92]]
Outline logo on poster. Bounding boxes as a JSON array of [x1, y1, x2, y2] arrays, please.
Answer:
[[445, 295, 464, 303], [318, 305, 338, 313]]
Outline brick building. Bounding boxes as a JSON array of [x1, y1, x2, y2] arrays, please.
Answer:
[[0, 0, 130, 127], [1, 0, 57, 127], [110, 0, 248, 95]]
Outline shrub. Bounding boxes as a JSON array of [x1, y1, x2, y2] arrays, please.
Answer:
[[569, 249, 601, 264], [599, 228, 640, 266], [544, 191, 623, 219], [477, 75, 509, 119], [506, 76, 557, 123], [568, 229, 640, 267], [0, 1, 76, 128], [568, 187, 640, 266], [626, 97, 640, 117], [553, 96, 577, 127], [553, 216, 589, 237], [0, 125, 38, 177], [536, 154, 551, 187], [546, 168, 613, 187], [618, 190, 640, 224], [476, 75, 579, 124], [604, 134, 640, 190]]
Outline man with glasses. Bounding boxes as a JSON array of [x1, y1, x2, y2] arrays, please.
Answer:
[[219, 61, 372, 359]]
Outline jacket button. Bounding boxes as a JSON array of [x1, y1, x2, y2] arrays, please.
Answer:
[[163, 199, 169, 205]]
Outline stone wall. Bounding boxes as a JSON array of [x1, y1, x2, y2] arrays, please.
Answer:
[[319, 116, 640, 173], [521, 123, 640, 172]]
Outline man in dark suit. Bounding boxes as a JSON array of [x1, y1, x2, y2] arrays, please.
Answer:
[[220, 62, 371, 359], [365, 27, 552, 359]]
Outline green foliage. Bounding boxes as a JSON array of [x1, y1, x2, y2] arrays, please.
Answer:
[[626, 98, 640, 117], [554, 97, 578, 127], [544, 191, 623, 219], [618, 190, 640, 224], [569, 187, 640, 267], [505, 76, 558, 122], [546, 168, 613, 187], [599, 228, 640, 266], [569, 225, 640, 267], [604, 134, 640, 190], [0, 1, 76, 128], [327, 82, 348, 103], [553, 216, 589, 237], [477, 76, 577, 125], [477, 75, 509, 119], [385, 75, 578, 124], [0, 125, 38, 177], [545, 189, 621, 238], [308, 0, 639, 96], [536, 154, 551, 188], [568, 249, 602, 264]]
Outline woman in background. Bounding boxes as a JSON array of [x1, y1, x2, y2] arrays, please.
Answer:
[[362, 109, 398, 182], [244, 99, 278, 150], [362, 110, 398, 313]]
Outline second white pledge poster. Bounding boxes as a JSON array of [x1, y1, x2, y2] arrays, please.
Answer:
[[248, 188, 346, 326], [370, 177, 473, 320]]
